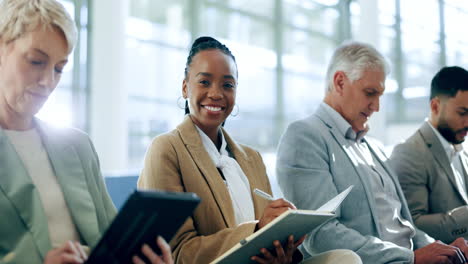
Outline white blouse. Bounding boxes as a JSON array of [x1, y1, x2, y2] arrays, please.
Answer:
[[195, 126, 255, 225]]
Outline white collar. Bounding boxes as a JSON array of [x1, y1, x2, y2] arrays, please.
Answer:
[[321, 102, 369, 142], [195, 126, 229, 160]]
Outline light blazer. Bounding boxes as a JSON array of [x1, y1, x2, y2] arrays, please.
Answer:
[[276, 104, 433, 264], [389, 122, 468, 243], [0, 119, 116, 263], [138, 116, 272, 264]]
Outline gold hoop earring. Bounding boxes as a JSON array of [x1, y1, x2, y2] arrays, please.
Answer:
[[231, 104, 239, 117], [177, 96, 185, 109]]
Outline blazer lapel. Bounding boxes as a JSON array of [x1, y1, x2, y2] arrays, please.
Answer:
[[365, 139, 414, 222], [329, 129, 381, 228], [420, 123, 468, 204], [36, 121, 101, 246], [177, 116, 236, 227], [0, 128, 51, 259], [364, 140, 396, 189], [222, 129, 264, 220], [314, 105, 381, 233], [462, 152, 468, 190]]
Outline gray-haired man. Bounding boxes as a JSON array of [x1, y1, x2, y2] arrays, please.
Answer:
[[277, 42, 468, 264]]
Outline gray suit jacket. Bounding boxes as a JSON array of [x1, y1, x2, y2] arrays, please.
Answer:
[[276, 104, 433, 264], [0, 119, 116, 263], [389, 122, 468, 243]]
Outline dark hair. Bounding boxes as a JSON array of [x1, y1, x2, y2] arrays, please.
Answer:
[[184, 36, 237, 79], [430, 66, 468, 100], [184, 36, 237, 115]]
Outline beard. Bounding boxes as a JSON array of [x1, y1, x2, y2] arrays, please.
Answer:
[[437, 120, 467, 144]]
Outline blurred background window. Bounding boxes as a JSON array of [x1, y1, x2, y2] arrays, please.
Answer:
[[367, 0, 468, 125], [124, 0, 347, 171], [39, 0, 468, 186], [38, 0, 89, 131]]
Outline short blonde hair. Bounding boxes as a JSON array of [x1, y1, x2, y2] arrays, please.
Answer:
[[0, 0, 77, 53]]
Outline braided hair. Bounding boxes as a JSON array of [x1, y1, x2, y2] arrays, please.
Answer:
[[183, 36, 237, 114]]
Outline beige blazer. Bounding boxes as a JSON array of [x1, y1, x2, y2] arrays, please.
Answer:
[[138, 116, 272, 264]]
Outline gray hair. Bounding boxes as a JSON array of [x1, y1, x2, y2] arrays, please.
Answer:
[[325, 41, 390, 92], [0, 0, 77, 53]]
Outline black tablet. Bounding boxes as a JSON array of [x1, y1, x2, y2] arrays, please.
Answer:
[[86, 190, 200, 264]]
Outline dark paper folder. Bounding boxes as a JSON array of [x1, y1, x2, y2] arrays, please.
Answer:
[[86, 190, 200, 264], [210, 186, 353, 264]]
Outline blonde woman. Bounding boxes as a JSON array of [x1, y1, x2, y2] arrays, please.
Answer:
[[0, 1, 172, 263]]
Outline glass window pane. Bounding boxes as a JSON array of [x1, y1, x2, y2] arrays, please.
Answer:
[[125, 40, 186, 100], [235, 52, 276, 110], [401, 0, 440, 34], [225, 69, 276, 152], [283, 30, 335, 75], [401, 0, 440, 46], [205, 0, 274, 18], [379, 26, 396, 59], [401, 13, 440, 106], [225, 115, 276, 151], [378, 0, 395, 26], [445, 0, 468, 9], [283, 73, 324, 124], [124, 0, 349, 169], [284, 1, 340, 39], [200, 7, 274, 50], [129, 0, 190, 47], [359, 0, 446, 123], [403, 97, 430, 120], [127, 100, 184, 169], [312, 0, 339, 7], [445, 4, 468, 68], [125, 40, 187, 169], [400, 0, 440, 121], [350, 1, 360, 38]]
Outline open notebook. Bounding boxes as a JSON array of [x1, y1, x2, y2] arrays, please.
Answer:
[[210, 185, 354, 264]]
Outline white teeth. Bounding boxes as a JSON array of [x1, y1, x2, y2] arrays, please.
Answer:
[[204, 106, 222, 112]]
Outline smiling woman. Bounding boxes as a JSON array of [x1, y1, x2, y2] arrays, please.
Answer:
[[139, 36, 304, 264], [182, 38, 238, 146], [137, 36, 362, 264], [0, 1, 173, 264]]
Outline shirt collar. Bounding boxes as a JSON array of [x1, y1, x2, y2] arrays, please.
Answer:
[[427, 120, 463, 161], [321, 102, 369, 142], [195, 125, 229, 157]]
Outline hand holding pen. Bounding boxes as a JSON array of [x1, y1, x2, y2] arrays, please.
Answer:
[[253, 188, 296, 229], [251, 189, 303, 264], [254, 188, 275, 201]]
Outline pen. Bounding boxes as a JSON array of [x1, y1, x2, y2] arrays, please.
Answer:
[[253, 188, 275, 201]]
